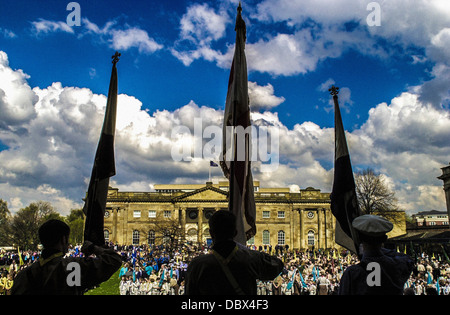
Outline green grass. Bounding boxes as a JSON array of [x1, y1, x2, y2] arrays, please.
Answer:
[[84, 269, 121, 295]]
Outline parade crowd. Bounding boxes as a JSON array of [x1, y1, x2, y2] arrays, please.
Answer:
[[1, 243, 450, 295]]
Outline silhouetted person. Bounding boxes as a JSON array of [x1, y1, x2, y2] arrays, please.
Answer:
[[339, 214, 413, 295], [185, 210, 283, 295], [11, 219, 121, 295]]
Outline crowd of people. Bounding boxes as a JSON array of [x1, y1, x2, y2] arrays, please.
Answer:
[[115, 244, 450, 295], [1, 242, 450, 295]]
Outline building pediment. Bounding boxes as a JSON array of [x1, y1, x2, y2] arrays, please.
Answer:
[[173, 185, 228, 202]]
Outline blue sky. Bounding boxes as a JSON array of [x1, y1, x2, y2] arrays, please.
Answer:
[[0, 0, 449, 214]]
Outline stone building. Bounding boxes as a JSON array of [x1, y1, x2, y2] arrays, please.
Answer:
[[103, 181, 406, 250], [438, 163, 450, 223]]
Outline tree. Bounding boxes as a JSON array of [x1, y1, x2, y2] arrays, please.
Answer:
[[66, 209, 85, 245], [153, 217, 184, 248], [355, 168, 399, 218], [9, 201, 61, 250], [0, 199, 11, 245]]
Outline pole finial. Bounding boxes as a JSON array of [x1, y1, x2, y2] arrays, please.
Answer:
[[329, 85, 339, 96], [112, 51, 121, 65], [235, 1, 246, 32]]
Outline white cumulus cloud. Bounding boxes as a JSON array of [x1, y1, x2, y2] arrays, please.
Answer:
[[0, 49, 448, 215]]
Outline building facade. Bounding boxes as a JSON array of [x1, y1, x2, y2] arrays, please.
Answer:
[[438, 163, 450, 222], [413, 210, 449, 227], [103, 181, 406, 250]]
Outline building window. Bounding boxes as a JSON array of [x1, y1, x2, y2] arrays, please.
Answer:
[[133, 210, 141, 218], [262, 211, 270, 218], [104, 230, 110, 242], [278, 211, 285, 218], [148, 230, 155, 245], [263, 230, 270, 245], [188, 210, 198, 219], [247, 235, 255, 245], [132, 230, 140, 245], [148, 210, 156, 218], [164, 210, 172, 218], [277, 231, 285, 245], [204, 210, 215, 220], [307, 230, 315, 246]]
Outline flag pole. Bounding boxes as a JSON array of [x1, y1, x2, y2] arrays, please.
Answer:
[[220, 2, 256, 245], [228, 3, 242, 220], [83, 51, 120, 246], [228, 100, 238, 214], [329, 85, 361, 256]]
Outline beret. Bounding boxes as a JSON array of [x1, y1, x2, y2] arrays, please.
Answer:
[[352, 214, 393, 237]]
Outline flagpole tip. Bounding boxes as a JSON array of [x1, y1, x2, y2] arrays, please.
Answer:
[[112, 51, 121, 65], [235, 1, 246, 31], [329, 85, 339, 96]]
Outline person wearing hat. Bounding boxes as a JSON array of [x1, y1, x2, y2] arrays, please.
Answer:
[[185, 210, 283, 295], [11, 219, 122, 295], [339, 214, 414, 295]]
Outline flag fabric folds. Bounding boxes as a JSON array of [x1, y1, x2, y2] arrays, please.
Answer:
[[83, 52, 120, 246], [299, 272, 307, 288], [210, 161, 218, 167], [329, 86, 362, 255], [220, 3, 256, 245], [427, 271, 433, 285], [209, 161, 218, 182], [17, 247, 24, 266], [286, 269, 296, 290]]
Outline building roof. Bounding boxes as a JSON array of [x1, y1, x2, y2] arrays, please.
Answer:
[[388, 226, 450, 244], [107, 182, 330, 204], [154, 181, 260, 191], [414, 210, 448, 216]]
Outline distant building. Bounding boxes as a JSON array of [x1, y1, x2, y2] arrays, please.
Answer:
[[387, 210, 450, 253], [103, 181, 407, 250], [413, 210, 449, 227], [437, 163, 450, 222]]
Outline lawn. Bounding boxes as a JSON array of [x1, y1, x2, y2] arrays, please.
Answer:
[[84, 269, 121, 295]]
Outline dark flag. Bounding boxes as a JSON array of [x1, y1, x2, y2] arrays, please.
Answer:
[[220, 3, 256, 245], [210, 161, 218, 167], [329, 86, 361, 254], [83, 52, 120, 246], [208, 161, 218, 182]]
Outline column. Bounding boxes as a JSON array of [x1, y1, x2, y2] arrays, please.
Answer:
[[112, 207, 118, 243], [180, 207, 187, 243], [330, 208, 337, 250], [299, 208, 304, 249], [122, 204, 129, 245], [322, 208, 328, 249], [289, 205, 295, 250], [316, 208, 321, 249], [197, 207, 203, 244], [438, 164, 450, 223]]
